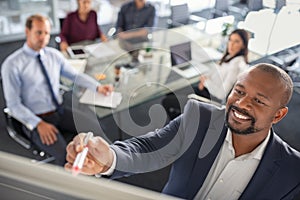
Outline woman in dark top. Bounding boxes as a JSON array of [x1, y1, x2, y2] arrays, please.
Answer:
[[59, 0, 107, 52]]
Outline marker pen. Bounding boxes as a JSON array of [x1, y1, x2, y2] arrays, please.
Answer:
[[72, 132, 94, 176]]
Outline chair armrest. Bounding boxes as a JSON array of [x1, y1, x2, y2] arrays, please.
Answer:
[[3, 108, 56, 163], [228, 6, 248, 18], [59, 84, 71, 93], [4, 107, 33, 130], [4, 108, 31, 149], [189, 14, 207, 23], [267, 55, 285, 66]]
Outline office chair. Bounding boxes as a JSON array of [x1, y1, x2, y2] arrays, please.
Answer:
[[167, 3, 205, 28], [267, 48, 300, 70], [3, 108, 55, 164], [286, 56, 300, 83], [209, 0, 230, 19], [247, 0, 263, 12], [275, 0, 286, 13], [192, 0, 246, 23]]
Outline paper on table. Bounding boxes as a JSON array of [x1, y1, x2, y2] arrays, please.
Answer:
[[202, 47, 223, 61], [84, 43, 117, 58], [66, 59, 87, 73], [79, 89, 122, 108]]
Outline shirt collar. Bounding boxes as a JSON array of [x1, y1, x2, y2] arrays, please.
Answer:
[[226, 129, 271, 160], [23, 43, 46, 58]]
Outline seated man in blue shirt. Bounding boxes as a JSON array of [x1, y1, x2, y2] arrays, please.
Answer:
[[1, 14, 113, 166], [116, 0, 156, 63]]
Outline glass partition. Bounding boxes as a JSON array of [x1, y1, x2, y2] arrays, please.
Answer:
[[0, 0, 59, 43]]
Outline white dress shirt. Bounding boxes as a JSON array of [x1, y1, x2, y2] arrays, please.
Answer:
[[195, 130, 270, 200]]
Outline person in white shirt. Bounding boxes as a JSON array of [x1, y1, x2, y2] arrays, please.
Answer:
[[198, 28, 249, 102], [162, 29, 250, 120]]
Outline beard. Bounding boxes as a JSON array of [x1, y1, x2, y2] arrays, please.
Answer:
[[225, 105, 261, 135]]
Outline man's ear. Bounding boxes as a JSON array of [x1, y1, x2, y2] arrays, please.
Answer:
[[272, 107, 288, 124]]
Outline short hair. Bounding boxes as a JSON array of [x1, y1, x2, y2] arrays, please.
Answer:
[[252, 63, 293, 107], [25, 14, 50, 30]]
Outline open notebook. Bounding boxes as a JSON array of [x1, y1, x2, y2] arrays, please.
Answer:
[[79, 89, 122, 109]]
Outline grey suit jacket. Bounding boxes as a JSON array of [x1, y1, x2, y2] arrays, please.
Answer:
[[110, 99, 300, 199]]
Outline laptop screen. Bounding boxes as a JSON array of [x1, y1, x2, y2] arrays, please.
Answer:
[[170, 41, 192, 66]]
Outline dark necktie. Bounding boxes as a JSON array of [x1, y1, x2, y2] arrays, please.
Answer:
[[37, 54, 63, 114]]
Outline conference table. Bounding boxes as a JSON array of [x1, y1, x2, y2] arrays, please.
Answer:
[[66, 22, 261, 141]]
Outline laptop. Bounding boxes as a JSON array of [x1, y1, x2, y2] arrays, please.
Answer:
[[170, 41, 206, 79]]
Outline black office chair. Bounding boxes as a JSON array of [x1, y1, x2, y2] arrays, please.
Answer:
[[167, 3, 206, 28], [3, 108, 55, 164]]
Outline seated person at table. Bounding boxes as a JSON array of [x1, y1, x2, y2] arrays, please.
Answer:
[[66, 63, 300, 200], [1, 14, 113, 166], [163, 29, 249, 120], [198, 29, 249, 101], [59, 0, 107, 52], [116, 0, 156, 63]]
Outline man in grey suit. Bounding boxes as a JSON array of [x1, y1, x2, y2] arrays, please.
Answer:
[[65, 63, 300, 199]]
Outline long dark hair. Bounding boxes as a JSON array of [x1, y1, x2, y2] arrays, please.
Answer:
[[219, 29, 249, 65]]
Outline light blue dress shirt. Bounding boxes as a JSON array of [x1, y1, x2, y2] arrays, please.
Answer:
[[1, 43, 100, 130]]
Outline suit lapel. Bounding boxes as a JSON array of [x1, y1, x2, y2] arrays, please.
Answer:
[[239, 130, 282, 199], [186, 106, 227, 199]]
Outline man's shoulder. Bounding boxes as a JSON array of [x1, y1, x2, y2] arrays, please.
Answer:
[[182, 99, 225, 126], [145, 2, 155, 10], [2, 48, 23, 67], [41, 47, 64, 62], [185, 99, 225, 112], [44, 46, 62, 55], [272, 133, 300, 166], [121, 1, 133, 10]]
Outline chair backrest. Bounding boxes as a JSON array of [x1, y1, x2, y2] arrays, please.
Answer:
[[59, 18, 65, 31], [275, 0, 286, 13], [247, 0, 263, 11], [215, 0, 229, 12], [170, 3, 190, 26], [4, 108, 31, 149]]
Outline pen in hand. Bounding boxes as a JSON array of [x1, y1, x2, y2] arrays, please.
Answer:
[[72, 132, 94, 176]]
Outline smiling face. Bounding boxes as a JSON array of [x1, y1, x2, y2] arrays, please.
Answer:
[[225, 66, 289, 135]]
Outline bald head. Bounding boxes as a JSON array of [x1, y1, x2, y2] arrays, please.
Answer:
[[248, 63, 293, 107]]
